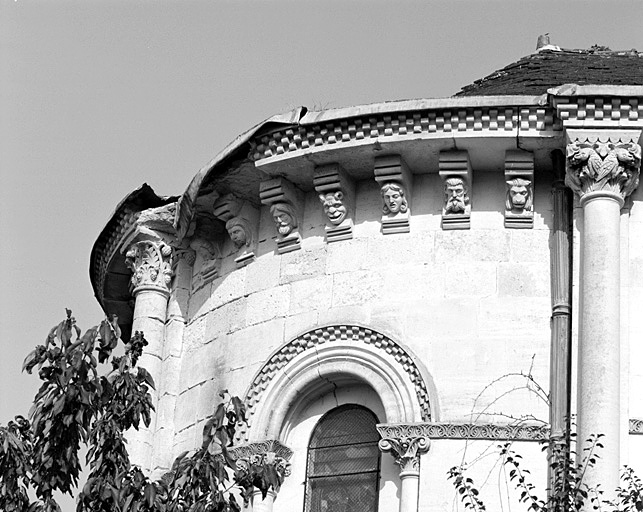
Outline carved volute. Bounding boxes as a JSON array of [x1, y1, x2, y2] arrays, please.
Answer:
[[125, 239, 173, 296]]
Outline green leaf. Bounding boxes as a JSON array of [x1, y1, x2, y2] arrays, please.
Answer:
[[137, 367, 155, 390], [144, 483, 156, 508]]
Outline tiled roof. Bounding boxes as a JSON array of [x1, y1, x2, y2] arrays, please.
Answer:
[[455, 47, 643, 97]]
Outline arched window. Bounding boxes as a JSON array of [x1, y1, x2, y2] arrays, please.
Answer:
[[304, 404, 381, 512]]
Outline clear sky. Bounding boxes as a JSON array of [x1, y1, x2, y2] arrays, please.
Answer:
[[1, 0, 642, 507]]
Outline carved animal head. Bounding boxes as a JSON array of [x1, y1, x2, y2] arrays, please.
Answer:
[[506, 178, 533, 213]]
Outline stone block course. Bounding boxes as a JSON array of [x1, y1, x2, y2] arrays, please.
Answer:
[[332, 270, 383, 307], [497, 262, 550, 297], [280, 246, 327, 283], [444, 262, 497, 297], [245, 285, 290, 326], [365, 232, 435, 269], [510, 229, 551, 262], [289, 275, 333, 315], [209, 268, 247, 311], [204, 297, 248, 341], [435, 230, 510, 262], [325, 237, 368, 273]]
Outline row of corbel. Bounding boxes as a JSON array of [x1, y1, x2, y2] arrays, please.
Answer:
[[188, 150, 535, 281]]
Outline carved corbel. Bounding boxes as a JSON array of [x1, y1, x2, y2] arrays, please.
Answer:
[[213, 194, 259, 268], [377, 424, 430, 475], [504, 150, 534, 228], [565, 129, 642, 206], [374, 155, 413, 234], [229, 440, 293, 487], [259, 178, 305, 254], [124, 239, 174, 297], [439, 151, 472, 230], [313, 163, 355, 242]]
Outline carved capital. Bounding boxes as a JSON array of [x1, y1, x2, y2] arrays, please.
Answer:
[[439, 151, 472, 230], [376, 424, 430, 475], [565, 130, 642, 205], [125, 240, 173, 296], [229, 440, 293, 484]]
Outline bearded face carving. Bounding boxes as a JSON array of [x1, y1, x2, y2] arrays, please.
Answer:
[[270, 202, 298, 236], [319, 191, 347, 225], [444, 177, 470, 214], [506, 178, 533, 214], [225, 217, 253, 249]]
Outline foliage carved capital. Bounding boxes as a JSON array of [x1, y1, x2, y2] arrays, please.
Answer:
[[565, 131, 642, 204], [377, 424, 430, 474], [125, 239, 173, 296], [229, 440, 293, 482]]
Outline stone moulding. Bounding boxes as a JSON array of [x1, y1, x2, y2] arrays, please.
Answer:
[[631, 419, 643, 434], [250, 106, 557, 162], [551, 94, 643, 129], [243, 325, 432, 435], [377, 422, 549, 442]]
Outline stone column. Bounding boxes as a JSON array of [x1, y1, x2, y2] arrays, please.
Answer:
[[377, 425, 430, 512], [565, 130, 641, 494], [124, 238, 173, 471], [229, 440, 293, 512]]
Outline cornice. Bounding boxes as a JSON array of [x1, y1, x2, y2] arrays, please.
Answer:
[[250, 104, 558, 163]]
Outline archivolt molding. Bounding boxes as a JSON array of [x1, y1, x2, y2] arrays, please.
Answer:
[[249, 106, 556, 162], [630, 419, 643, 434], [243, 325, 432, 440], [378, 422, 549, 442]]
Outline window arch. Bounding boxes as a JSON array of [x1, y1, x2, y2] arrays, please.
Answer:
[[304, 405, 381, 512]]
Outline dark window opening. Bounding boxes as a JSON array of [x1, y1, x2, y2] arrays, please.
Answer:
[[304, 404, 381, 512]]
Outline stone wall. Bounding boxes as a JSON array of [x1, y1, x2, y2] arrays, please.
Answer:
[[163, 169, 554, 506]]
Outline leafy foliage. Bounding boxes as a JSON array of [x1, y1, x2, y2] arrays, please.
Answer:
[[1, 311, 274, 512], [449, 429, 642, 512]]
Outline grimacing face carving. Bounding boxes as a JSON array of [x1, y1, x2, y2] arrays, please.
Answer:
[[225, 217, 252, 249], [381, 182, 408, 215], [270, 202, 298, 236], [506, 178, 533, 213], [444, 177, 469, 214], [319, 191, 347, 225]]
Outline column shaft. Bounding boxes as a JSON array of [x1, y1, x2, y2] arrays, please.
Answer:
[[578, 194, 622, 492]]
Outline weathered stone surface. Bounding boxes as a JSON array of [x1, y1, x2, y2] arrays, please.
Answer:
[[497, 262, 550, 297], [246, 286, 290, 326], [204, 298, 248, 341], [245, 252, 281, 294], [289, 275, 333, 316], [366, 233, 435, 269], [325, 238, 368, 274], [332, 270, 383, 308], [280, 247, 327, 283], [444, 262, 497, 297], [510, 230, 551, 263], [209, 268, 247, 311], [435, 230, 510, 262]]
